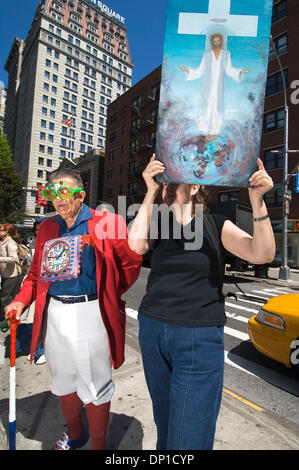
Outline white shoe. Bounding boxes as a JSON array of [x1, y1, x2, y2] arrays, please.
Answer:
[[27, 354, 31, 361], [35, 354, 46, 365]]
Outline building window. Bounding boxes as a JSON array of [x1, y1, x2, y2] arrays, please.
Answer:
[[269, 34, 288, 60], [128, 182, 138, 195], [151, 84, 160, 101], [264, 147, 284, 170], [109, 131, 116, 143], [264, 108, 285, 133], [218, 191, 240, 203], [272, 0, 287, 23], [106, 188, 113, 199], [264, 185, 283, 208], [266, 69, 288, 96], [150, 108, 158, 123], [38, 157, 44, 165], [107, 169, 114, 180], [37, 170, 43, 178], [149, 131, 156, 147]]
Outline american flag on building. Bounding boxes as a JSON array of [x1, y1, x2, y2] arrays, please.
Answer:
[[61, 117, 73, 128]]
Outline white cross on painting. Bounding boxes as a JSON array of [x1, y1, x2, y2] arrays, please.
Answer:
[[178, 0, 259, 39]]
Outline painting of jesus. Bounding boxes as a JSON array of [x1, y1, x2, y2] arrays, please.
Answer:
[[179, 33, 251, 138], [155, 0, 274, 187]]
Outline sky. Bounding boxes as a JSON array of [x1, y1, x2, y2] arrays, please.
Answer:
[[0, 0, 168, 89]]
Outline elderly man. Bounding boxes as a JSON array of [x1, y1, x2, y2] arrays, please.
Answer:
[[5, 169, 142, 450]]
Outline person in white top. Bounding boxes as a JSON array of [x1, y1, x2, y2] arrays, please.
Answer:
[[0, 224, 24, 321], [180, 33, 251, 138]]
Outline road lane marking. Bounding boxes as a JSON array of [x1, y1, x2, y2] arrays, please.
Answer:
[[250, 291, 272, 298], [225, 302, 258, 314], [126, 307, 299, 395], [225, 311, 249, 324], [127, 309, 252, 334], [126, 308, 138, 319], [261, 288, 294, 294], [225, 351, 299, 396], [235, 297, 267, 306], [223, 387, 264, 412], [224, 326, 249, 341]]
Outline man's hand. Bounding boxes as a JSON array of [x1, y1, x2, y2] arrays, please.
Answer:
[[5, 302, 25, 322]]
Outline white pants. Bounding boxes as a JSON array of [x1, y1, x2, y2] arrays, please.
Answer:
[[45, 297, 115, 406]]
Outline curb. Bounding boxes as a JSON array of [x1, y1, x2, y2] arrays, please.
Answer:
[[225, 271, 299, 290]]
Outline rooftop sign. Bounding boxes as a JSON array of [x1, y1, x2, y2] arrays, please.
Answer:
[[86, 0, 125, 24]]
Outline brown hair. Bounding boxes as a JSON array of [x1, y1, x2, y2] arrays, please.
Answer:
[[0, 224, 22, 244], [210, 33, 224, 47], [190, 185, 210, 216]]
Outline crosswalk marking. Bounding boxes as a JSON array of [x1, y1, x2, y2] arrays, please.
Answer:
[[250, 290, 273, 298], [225, 302, 258, 314], [225, 311, 249, 324], [225, 351, 299, 396], [124, 285, 299, 396], [224, 326, 249, 341], [126, 308, 138, 320], [262, 287, 294, 294], [224, 351, 254, 376], [126, 308, 250, 341], [236, 297, 265, 306]]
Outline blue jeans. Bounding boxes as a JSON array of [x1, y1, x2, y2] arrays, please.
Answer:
[[138, 314, 224, 450]]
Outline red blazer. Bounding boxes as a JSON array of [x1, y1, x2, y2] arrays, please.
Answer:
[[14, 209, 142, 369]]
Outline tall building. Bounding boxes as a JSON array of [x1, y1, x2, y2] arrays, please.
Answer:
[[104, 0, 299, 226], [104, 66, 161, 212], [4, 0, 133, 218], [0, 87, 7, 132], [3, 38, 24, 150]]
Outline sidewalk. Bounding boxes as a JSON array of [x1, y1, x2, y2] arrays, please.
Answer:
[[0, 333, 298, 451], [225, 266, 299, 290]]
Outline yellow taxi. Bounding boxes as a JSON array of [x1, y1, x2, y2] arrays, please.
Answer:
[[248, 293, 299, 371]]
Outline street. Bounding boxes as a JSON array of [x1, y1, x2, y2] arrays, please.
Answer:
[[123, 267, 299, 431], [0, 266, 299, 450]]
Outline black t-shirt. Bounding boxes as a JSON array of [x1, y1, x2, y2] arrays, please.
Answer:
[[139, 213, 228, 327]]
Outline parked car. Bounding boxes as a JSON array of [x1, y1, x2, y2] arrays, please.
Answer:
[[248, 293, 299, 374]]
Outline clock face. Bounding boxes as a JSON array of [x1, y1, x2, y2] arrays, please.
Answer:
[[44, 240, 71, 273]]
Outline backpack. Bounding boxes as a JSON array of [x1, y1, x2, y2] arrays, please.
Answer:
[[203, 214, 237, 300], [16, 243, 30, 273]]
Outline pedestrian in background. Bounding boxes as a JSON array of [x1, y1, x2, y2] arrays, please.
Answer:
[[128, 154, 276, 450], [0, 224, 24, 321]]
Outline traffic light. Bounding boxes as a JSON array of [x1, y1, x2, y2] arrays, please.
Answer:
[[292, 220, 299, 232]]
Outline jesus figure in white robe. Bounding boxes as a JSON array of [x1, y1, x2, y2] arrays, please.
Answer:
[[180, 33, 251, 138]]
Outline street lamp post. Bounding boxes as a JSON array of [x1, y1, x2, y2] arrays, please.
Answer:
[[269, 36, 290, 281], [270, 36, 299, 282]]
